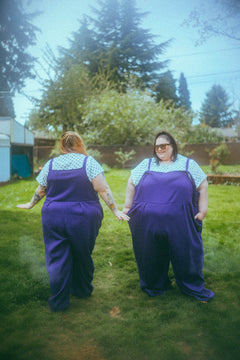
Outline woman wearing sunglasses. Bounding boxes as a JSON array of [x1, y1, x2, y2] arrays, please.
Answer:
[[17, 131, 129, 312], [123, 130, 214, 302]]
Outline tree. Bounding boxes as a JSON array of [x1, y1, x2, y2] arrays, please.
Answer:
[[64, 16, 101, 76], [232, 107, 240, 137], [81, 88, 194, 145], [88, 0, 123, 85], [82, 89, 160, 145], [200, 84, 233, 127], [178, 73, 191, 109], [153, 71, 178, 105], [0, 94, 15, 118], [186, 124, 224, 143], [29, 61, 93, 134], [118, 0, 169, 87], [0, 0, 39, 116], [183, 0, 240, 45], [63, 0, 170, 89]]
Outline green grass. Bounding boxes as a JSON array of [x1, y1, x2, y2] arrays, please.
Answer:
[[200, 164, 240, 175], [0, 169, 240, 360]]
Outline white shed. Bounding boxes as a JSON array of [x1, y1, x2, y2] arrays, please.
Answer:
[[0, 133, 11, 182], [0, 117, 34, 182]]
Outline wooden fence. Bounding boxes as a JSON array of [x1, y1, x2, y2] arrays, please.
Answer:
[[34, 140, 240, 167]]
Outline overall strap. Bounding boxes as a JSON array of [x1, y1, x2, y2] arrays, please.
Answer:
[[83, 156, 88, 168], [185, 158, 198, 206], [148, 158, 152, 171], [49, 158, 54, 171]]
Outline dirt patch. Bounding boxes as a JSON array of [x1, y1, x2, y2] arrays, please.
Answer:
[[109, 306, 123, 320], [54, 337, 105, 360], [177, 341, 191, 356]]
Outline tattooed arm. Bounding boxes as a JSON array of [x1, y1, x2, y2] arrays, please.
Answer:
[[91, 173, 129, 221], [17, 185, 47, 210]]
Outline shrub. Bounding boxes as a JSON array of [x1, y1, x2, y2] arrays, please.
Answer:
[[114, 149, 136, 168], [209, 143, 230, 173]]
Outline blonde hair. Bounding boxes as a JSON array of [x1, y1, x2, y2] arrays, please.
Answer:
[[60, 131, 88, 155]]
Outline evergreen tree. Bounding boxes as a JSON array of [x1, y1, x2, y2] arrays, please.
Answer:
[[91, 0, 123, 84], [200, 84, 233, 128], [178, 73, 191, 109], [232, 107, 240, 137], [119, 0, 168, 87], [0, 93, 15, 118], [64, 0, 169, 88], [65, 16, 99, 75], [0, 0, 39, 116], [91, 0, 121, 45], [154, 70, 178, 104]]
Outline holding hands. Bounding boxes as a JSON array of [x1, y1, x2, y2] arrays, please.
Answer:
[[17, 202, 33, 210], [113, 209, 130, 222]]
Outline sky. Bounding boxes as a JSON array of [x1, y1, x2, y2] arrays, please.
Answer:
[[13, 0, 240, 125]]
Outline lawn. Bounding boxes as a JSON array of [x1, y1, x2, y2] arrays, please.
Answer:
[[200, 164, 240, 175], [0, 169, 240, 360]]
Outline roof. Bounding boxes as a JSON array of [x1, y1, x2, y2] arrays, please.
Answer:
[[0, 117, 34, 145], [0, 133, 10, 147], [213, 127, 238, 138], [33, 130, 57, 139]]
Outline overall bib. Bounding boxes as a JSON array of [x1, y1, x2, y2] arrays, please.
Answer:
[[129, 158, 214, 301], [41, 156, 103, 311]]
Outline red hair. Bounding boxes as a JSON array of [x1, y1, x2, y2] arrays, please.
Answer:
[[60, 131, 88, 155]]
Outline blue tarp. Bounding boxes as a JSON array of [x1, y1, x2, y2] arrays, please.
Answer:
[[12, 155, 32, 178]]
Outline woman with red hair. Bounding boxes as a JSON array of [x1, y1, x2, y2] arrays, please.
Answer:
[[17, 131, 129, 311]]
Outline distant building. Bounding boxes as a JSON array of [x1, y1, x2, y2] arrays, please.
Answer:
[[0, 117, 34, 183], [213, 127, 239, 142]]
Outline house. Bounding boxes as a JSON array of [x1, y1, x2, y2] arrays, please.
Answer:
[[213, 127, 239, 142], [0, 117, 34, 183]]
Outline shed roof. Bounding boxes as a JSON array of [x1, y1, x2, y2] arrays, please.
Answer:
[[0, 133, 10, 147], [0, 117, 34, 145]]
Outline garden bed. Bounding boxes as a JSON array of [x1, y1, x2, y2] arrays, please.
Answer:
[[207, 174, 240, 184]]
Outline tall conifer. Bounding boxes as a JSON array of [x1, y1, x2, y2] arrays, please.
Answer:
[[178, 73, 191, 109]]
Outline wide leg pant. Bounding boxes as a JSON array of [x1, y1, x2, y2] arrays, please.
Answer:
[[129, 202, 214, 301], [42, 201, 102, 311]]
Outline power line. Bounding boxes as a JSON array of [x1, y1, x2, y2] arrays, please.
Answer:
[[10, 75, 240, 99], [187, 69, 240, 79], [165, 46, 240, 59]]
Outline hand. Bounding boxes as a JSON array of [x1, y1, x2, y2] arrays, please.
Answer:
[[113, 209, 130, 221], [122, 207, 130, 215], [194, 212, 206, 221], [16, 202, 33, 210]]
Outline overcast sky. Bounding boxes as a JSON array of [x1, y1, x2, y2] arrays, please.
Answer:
[[13, 0, 240, 125]]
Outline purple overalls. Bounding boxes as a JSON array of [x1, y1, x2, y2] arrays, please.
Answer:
[[41, 156, 103, 311], [128, 158, 214, 301]]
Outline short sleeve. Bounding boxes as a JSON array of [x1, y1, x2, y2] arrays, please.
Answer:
[[86, 156, 104, 181], [188, 159, 207, 188], [36, 160, 51, 186], [131, 158, 149, 186]]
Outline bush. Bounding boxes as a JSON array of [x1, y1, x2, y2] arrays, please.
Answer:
[[114, 149, 136, 168], [86, 148, 101, 162], [82, 89, 195, 145], [49, 141, 61, 158], [209, 143, 230, 173], [186, 124, 224, 143]]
